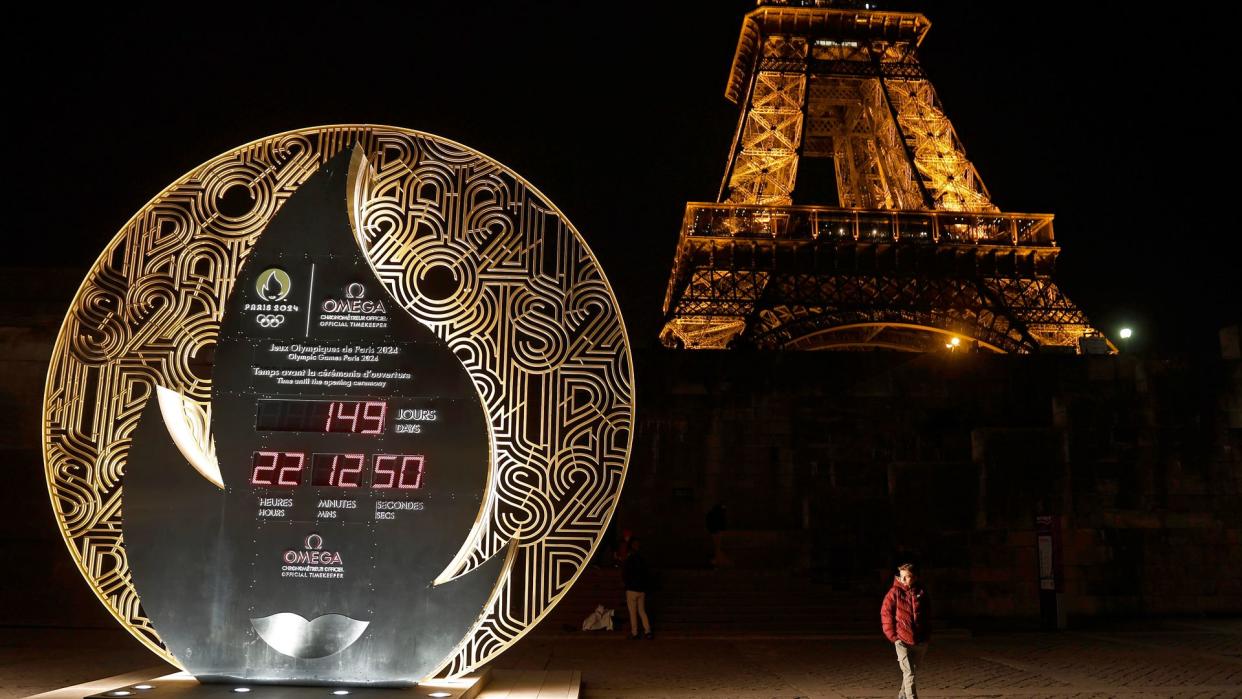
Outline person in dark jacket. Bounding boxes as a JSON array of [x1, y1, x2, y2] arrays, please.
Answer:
[[623, 538, 653, 639], [880, 563, 930, 699]]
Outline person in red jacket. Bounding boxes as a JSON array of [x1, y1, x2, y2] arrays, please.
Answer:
[[880, 563, 930, 699]]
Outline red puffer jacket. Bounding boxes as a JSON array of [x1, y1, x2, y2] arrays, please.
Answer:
[[881, 578, 930, 645]]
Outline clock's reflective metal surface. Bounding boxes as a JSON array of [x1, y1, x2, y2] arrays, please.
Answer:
[[43, 126, 634, 683]]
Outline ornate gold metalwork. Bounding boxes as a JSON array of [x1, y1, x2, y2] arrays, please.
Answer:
[[42, 125, 634, 675], [667, 3, 1107, 353]]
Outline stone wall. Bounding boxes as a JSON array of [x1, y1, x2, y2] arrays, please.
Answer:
[[619, 346, 1242, 624]]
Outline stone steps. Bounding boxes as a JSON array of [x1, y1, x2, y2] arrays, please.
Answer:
[[540, 567, 878, 635]]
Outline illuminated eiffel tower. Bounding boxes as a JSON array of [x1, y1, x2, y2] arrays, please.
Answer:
[[660, 0, 1110, 353]]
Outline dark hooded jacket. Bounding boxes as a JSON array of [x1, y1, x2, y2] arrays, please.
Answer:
[[881, 577, 930, 645], [623, 549, 650, 593]]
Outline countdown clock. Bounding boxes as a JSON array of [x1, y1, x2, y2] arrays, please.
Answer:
[[42, 128, 634, 685]]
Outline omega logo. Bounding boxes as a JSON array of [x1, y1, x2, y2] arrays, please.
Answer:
[[321, 282, 386, 314], [282, 532, 342, 566]]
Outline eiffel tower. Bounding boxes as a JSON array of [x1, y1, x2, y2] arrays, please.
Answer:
[[660, 0, 1110, 353]]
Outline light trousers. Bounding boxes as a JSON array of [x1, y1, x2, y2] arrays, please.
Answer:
[[894, 640, 928, 699], [626, 590, 651, 635]]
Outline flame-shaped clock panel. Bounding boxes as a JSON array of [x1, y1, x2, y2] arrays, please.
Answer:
[[123, 147, 507, 684]]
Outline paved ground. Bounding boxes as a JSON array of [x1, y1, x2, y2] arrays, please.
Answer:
[[494, 620, 1242, 699], [5, 620, 1241, 699], [0, 629, 171, 699]]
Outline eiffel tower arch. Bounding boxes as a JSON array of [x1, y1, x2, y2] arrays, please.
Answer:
[[660, 1, 1111, 354]]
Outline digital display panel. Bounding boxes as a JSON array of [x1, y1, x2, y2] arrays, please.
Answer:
[[256, 399, 387, 434], [295, 453, 426, 489], [250, 451, 306, 487], [310, 453, 365, 488], [373, 454, 425, 490]]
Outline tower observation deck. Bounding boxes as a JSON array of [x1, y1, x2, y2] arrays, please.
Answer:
[[660, 0, 1110, 353]]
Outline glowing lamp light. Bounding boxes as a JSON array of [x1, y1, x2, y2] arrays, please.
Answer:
[[428, 693, 453, 698], [134, 687, 154, 691], [1119, 327, 1133, 340], [111, 693, 131, 696], [232, 689, 251, 694], [332, 691, 351, 696]]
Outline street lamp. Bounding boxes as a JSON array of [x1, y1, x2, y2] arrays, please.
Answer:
[[1117, 327, 1134, 354]]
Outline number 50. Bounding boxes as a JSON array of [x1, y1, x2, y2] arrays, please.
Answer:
[[373, 454, 424, 490]]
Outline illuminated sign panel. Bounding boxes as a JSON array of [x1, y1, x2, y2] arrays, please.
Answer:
[[42, 127, 634, 684]]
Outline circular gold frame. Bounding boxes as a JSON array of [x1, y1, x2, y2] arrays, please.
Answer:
[[42, 125, 634, 675]]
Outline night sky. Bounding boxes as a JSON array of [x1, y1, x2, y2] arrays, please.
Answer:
[[11, 2, 1237, 355]]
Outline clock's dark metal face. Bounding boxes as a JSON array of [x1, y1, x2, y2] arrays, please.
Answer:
[[122, 148, 507, 685]]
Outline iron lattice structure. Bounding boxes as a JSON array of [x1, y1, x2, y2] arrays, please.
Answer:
[[660, 1, 1108, 353]]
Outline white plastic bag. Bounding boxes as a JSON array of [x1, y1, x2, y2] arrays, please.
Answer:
[[581, 604, 615, 631]]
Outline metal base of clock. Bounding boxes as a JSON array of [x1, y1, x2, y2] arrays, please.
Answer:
[[76, 672, 491, 699], [30, 668, 580, 699]]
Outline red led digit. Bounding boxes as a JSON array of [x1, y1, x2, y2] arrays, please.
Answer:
[[324, 401, 366, 433], [361, 401, 386, 434], [276, 452, 305, 486], [252, 451, 303, 486], [373, 455, 398, 489], [251, 451, 279, 485], [341, 401, 361, 432], [397, 455, 425, 489], [259, 399, 390, 433], [338, 454, 364, 488]]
